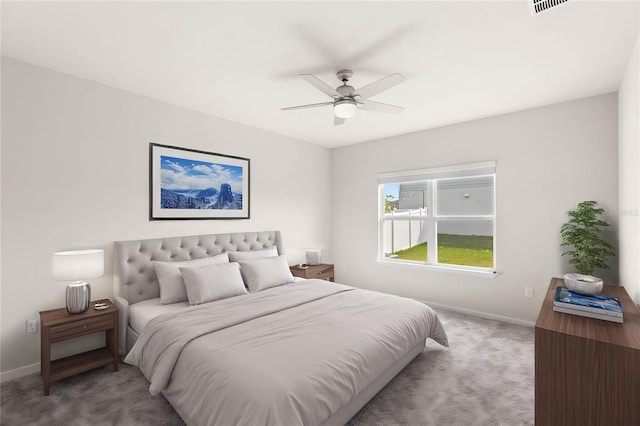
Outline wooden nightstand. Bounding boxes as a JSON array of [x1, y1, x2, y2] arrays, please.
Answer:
[[290, 264, 334, 281], [39, 299, 119, 396]]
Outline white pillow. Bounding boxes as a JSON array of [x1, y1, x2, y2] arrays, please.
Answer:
[[228, 246, 278, 262], [153, 253, 229, 304], [180, 262, 247, 305], [239, 255, 295, 292]]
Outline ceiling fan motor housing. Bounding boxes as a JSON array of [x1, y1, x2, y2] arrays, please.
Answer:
[[337, 85, 355, 96]]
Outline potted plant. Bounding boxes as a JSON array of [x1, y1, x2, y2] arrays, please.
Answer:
[[560, 201, 615, 293]]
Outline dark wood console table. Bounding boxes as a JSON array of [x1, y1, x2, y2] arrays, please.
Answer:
[[535, 277, 640, 425]]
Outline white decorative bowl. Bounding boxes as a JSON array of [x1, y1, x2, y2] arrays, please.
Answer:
[[563, 273, 603, 295]]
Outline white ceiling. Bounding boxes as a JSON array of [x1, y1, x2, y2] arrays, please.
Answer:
[[1, 1, 638, 148]]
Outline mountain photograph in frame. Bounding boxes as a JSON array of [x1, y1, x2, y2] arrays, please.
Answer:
[[149, 143, 250, 220]]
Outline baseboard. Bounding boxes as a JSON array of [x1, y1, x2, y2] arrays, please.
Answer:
[[423, 300, 535, 327], [0, 362, 40, 383]]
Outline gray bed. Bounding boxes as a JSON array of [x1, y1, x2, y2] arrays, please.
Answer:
[[113, 231, 448, 426]]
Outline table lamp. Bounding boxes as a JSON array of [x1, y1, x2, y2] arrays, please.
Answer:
[[306, 249, 322, 266], [52, 249, 104, 314]]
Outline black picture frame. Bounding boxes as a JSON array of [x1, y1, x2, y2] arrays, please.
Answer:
[[149, 143, 250, 220]]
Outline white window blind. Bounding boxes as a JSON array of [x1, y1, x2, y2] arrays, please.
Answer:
[[378, 161, 496, 185]]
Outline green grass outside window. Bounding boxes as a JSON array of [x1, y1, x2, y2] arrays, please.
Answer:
[[392, 234, 493, 268]]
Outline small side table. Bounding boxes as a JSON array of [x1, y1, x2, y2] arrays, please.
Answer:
[[40, 299, 119, 396], [290, 263, 335, 281]]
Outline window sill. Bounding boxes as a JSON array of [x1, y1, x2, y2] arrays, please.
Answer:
[[377, 258, 498, 278]]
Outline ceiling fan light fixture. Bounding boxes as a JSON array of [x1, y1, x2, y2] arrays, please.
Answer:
[[334, 99, 357, 118], [282, 70, 405, 123]]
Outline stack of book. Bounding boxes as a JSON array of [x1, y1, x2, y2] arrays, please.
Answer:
[[553, 286, 624, 323]]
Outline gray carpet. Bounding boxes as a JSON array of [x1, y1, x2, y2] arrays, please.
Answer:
[[1, 309, 534, 425]]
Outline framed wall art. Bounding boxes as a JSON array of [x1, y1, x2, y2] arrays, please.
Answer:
[[149, 143, 250, 220]]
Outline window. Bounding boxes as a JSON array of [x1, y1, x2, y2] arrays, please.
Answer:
[[379, 161, 496, 272]]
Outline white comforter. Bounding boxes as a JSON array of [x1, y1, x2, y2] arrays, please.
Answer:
[[125, 280, 448, 426]]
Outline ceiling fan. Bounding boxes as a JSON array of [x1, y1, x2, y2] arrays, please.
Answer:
[[281, 69, 405, 125]]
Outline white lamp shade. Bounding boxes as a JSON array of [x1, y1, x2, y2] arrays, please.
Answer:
[[334, 99, 357, 118], [306, 249, 322, 266], [52, 249, 104, 281]]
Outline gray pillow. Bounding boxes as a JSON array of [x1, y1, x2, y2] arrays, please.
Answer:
[[227, 246, 278, 262], [153, 253, 229, 304], [239, 255, 295, 292], [180, 262, 247, 305]]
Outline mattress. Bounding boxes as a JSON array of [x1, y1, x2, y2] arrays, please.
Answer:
[[128, 298, 190, 334], [125, 280, 448, 425]]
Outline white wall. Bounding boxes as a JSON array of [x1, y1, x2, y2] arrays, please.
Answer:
[[331, 94, 619, 322], [0, 58, 331, 373], [618, 36, 640, 304]]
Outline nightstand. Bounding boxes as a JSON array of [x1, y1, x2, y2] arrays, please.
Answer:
[[290, 263, 334, 281], [39, 299, 119, 396]]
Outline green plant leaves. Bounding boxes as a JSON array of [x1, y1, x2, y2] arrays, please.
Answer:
[[560, 200, 615, 275]]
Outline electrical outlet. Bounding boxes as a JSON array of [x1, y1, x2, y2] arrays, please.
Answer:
[[26, 319, 37, 333], [525, 288, 534, 298]]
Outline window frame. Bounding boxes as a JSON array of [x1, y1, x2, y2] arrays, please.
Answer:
[[378, 162, 497, 274]]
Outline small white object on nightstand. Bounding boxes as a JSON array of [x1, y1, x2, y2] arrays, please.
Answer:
[[563, 273, 603, 295]]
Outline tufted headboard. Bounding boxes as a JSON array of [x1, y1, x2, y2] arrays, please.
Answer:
[[113, 230, 283, 305], [112, 231, 284, 353]]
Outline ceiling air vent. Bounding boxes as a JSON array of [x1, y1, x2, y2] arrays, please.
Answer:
[[530, 0, 569, 15]]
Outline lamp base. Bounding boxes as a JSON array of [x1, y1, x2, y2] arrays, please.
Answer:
[[66, 281, 91, 314]]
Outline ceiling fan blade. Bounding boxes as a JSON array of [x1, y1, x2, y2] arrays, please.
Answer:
[[334, 116, 346, 126], [300, 74, 341, 98], [281, 101, 333, 111], [352, 73, 405, 99], [358, 99, 405, 114]]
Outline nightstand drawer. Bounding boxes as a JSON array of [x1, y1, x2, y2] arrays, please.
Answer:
[[49, 314, 114, 342], [311, 267, 334, 280]]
